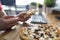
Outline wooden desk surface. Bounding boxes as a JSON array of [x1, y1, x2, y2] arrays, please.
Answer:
[[0, 24, 21, 40], [44, 12, 60, 28]]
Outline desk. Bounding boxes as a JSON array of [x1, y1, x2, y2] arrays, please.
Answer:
[[42, 11, 60, 28], [0, 24, 21, 40]]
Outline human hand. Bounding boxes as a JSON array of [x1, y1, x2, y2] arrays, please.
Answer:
[[17, 9, 36, 22], [0, 17, 18, 30], [17, 12, 31, 22], [2, 16, 14, 19]]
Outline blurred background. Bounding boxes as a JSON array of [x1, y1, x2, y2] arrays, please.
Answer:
[[0, 0, 60, 23], [0, 0, 43, 15]]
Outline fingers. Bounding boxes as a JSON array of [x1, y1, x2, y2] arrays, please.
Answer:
[[2, 16, 14, 19], [17, 12, 31, 22], [18, 14, 31, 22], [17, 12, 26, 17], [5, 18, 18, 29], [0, 18, 17, 30], [18, 17, 30, 22], [17, 9, 36, 22], [18, 18, 27, 22]]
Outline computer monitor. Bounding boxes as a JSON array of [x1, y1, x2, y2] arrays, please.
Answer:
[[1, 0, 15, 6]]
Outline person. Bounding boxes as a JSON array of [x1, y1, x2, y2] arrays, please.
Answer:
[[0, 2, 31, 31]]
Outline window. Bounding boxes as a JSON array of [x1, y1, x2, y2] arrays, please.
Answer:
[[16, 0, 44, 5]]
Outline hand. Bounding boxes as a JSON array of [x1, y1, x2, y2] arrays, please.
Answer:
[[2, 16, 14, 19], [17, 12, 31, 22], [0, 17, 18, 30]]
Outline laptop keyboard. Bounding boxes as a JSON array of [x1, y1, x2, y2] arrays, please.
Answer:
[[31, 14, 47, 24]]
